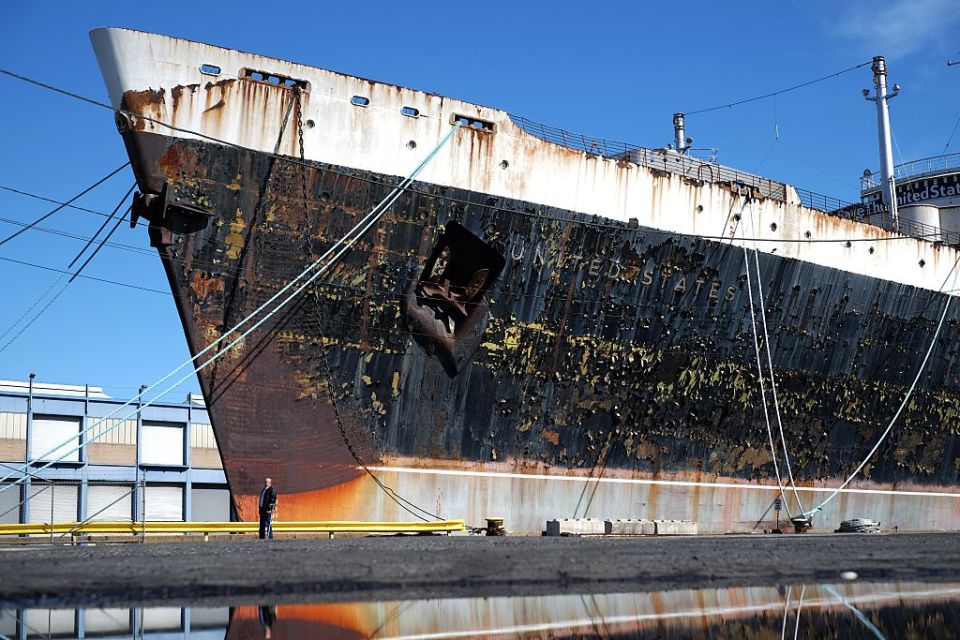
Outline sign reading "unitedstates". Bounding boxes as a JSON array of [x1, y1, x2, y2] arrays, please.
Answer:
[[860, 174, 960, 214]]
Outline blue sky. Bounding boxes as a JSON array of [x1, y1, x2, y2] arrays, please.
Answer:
[[1, 0, 959, 399]]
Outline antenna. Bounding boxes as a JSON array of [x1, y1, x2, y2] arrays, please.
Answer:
[[864, 55, 900, 230], [948, 51, 960, 66]]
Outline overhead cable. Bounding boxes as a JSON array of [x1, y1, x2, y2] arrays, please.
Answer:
[[941, 111, 960, 155], [0, 184, 135, 354], [0, 183, 149, 227], [69, 208, 130, 283], [0, 215, 152, 256], [0, 163, 129, 248], [0, 255, 167, 295], [685, 60, 872, 116], [66, 184, 136, 268]]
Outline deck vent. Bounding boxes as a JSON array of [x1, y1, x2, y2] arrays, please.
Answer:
[[401, 106, 420, 118], [351, 95, 370, 107], [243, 68, 308, 90], [451, 114, 496, 132], [200, 64, 221, 76]]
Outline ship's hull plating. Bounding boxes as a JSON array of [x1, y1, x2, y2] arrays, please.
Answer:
[[127, 125, 960, 532]]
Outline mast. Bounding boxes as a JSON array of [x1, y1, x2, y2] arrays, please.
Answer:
[[864, 55, 900, 229]]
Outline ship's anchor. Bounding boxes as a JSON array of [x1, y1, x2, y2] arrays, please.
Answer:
[[402, 222, 505, 376]]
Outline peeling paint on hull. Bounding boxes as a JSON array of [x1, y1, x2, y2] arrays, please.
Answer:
[[120, 128, 960, 530]]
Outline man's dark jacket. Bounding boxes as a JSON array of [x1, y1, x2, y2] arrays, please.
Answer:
[[259, 486, 277, 515]]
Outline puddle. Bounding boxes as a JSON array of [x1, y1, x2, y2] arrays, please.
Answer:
[[2, 581, 958, 638]]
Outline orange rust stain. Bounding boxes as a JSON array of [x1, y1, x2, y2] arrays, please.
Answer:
[[158, 145, 183, 179], [278, 604, 374, 635], [170, 83, 199, 108], [229, 604, 371, 639], [191, 270, 224, 300], [120, 88, 165, 132], [234, 473, 371, 522], [120, 88, 164, 113], [204, 98, 226, 113], [542, 430, 560, 446]]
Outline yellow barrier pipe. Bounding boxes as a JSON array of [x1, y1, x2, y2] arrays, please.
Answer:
[[0, 520, 466, 537]]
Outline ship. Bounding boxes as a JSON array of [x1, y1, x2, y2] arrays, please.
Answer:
[[89, 27, 960, 533]]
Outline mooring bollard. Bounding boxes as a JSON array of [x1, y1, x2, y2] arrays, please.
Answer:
[[485, 517, 506, 536]]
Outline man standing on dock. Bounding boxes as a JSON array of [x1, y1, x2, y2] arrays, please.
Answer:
[[258, 478, 277, 540]]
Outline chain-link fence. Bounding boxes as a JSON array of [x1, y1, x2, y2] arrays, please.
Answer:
[[0, 470, 147, 543]]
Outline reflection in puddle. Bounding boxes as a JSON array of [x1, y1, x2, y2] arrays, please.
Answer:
[[1, 582, 958, 639]]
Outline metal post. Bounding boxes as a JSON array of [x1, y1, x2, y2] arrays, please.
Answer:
[[49, 481, 54, 543], [137, 384, 147, 541], [864, 56, 900, 229], [673, 112, 689, 154], [21, 373, 36, 525], [185, 397, 192, 524]]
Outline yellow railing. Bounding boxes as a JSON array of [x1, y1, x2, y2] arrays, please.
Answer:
[[0, 519, 465, 537]]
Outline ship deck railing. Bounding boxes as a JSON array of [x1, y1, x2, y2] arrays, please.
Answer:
[[860, 152, 960, 191], [509, 114, 788, 202], [509, 114, 960, 247]]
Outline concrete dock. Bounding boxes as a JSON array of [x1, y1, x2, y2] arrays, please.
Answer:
[[2, 532, 960, 608]]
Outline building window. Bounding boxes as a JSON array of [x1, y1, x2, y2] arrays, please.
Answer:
[[141, 421, 185, 466], [30, 415, 81, 462], [144, 484, 183, 521], [0, 483, 20, 524], [86, 484, 134, 522], [26, 482, 78, 523]]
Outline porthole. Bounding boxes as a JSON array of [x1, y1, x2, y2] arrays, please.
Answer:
[[500, 160, 509, 169], [770, 222, 778, 232], [407, 140, 417, 149], [305, 119, 315, 129], [919, 259, 926, 268], [401, 106, 420, 118], [351, 96, 370, 107], [200, 64, 221, 76], [804, 230, 812, 239]]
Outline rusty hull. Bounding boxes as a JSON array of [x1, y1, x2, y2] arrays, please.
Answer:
[[113, 112, 960, 530]]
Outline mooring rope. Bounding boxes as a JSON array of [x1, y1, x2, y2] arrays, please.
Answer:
[[746, 199, 804, 515], [0, 121, 463, 492], [739, 196, 793, 519], [804, 253, 960, 518]]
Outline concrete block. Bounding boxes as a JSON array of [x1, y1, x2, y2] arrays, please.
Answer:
[[545, 518, 606, 536], [653, 520, 698, 535], [604, 519, 655, 535]]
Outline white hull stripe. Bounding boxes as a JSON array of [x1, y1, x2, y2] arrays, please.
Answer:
[[369, 466, 960, 500]]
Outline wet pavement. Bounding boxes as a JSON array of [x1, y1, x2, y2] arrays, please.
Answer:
[[3, 580, 959, 638], [2, 533, 960, 637]]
